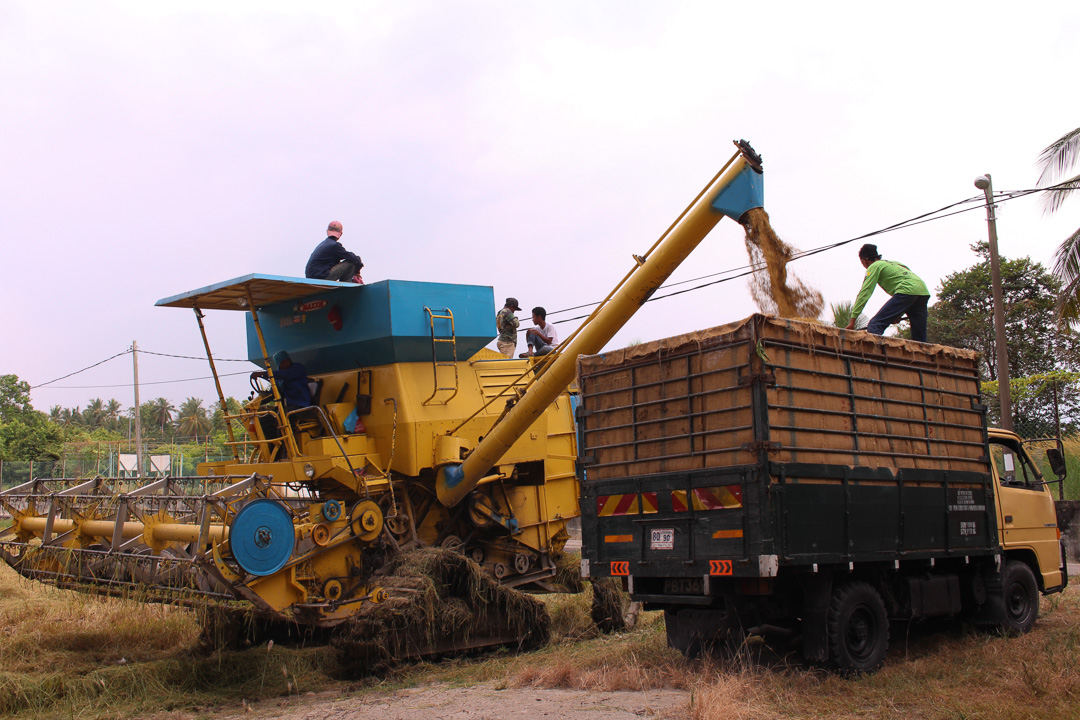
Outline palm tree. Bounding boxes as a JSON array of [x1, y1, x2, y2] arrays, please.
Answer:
[[60, 407, 84, 427], [149, 397, 177, 434], [176, 397, 212, 442], [103, 399, 123, 432], [1037, 127, 1080, 320], [831, 301, 868, 331], [83, 398, 105, 429]]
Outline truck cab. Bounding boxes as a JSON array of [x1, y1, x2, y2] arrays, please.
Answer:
[[988, 428, 1067, 593]]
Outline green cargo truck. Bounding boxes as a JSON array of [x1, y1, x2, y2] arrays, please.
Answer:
[[577, 314, 1067, 673]]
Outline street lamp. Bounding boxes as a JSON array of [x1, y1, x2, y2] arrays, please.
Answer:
[[974, 174, 1013, 431]]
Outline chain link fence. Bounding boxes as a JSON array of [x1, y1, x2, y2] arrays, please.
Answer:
[[0, 442, 236, 492]]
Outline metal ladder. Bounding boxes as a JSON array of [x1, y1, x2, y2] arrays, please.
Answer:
[[423, 306, 459, 405]]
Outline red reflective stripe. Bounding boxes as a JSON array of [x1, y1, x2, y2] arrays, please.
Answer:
[[671, 491, 688, 512], [641, 491, 658, 514], [614, 494, 637, 515]]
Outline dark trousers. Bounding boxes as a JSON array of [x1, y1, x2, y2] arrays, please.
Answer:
[[327, 260, 359, 282], [868, 294, 930, 342]]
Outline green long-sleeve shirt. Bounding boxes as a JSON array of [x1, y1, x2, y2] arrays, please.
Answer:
[[851, 260, 930, 317]]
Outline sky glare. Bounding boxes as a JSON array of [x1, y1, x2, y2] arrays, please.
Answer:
[[2, 1, 1078, 415]]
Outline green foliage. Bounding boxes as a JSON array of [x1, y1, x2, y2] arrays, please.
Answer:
[[177, 397, 213, 442], [0, 374, 34, 422], [1036, 126, 1080, 322], [830, 301, 867, 330], [928, 244, 1080, 434], [0, 415, 65, 461], [0, 374, 65, 461]]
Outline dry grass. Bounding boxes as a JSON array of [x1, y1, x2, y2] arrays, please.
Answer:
[[0, 563, 339, 719], [3, 559, 1080, 720]]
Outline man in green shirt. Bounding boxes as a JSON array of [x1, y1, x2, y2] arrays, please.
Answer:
[[846, 244, 931, 342]]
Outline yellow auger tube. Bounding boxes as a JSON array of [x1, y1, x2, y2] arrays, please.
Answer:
[[437, 147, 762, 507], [17, 516, 228, 544]]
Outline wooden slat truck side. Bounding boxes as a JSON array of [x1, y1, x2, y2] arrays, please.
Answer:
[[577, 314, 1067, 673]]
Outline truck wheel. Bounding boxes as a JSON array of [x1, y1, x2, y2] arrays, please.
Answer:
[[827, 581, 888, 675], [1000, 560, 1039, 636]]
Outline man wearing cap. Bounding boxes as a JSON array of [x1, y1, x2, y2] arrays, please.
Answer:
[[846, 243, 931, 342], [496, 298, 521, 357], [305, 221, 364, 282], [251, 350, 313, 411]]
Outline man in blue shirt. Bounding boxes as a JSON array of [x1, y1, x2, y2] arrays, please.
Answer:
[[305, 221, 364, 282], [252, 351, 312, 411]]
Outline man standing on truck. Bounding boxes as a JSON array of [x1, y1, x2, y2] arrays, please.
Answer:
[[496, 298, 522, 357], [846, 243, 931, 342], [305, 221, 364, 282], [522, 306, 559, 357]]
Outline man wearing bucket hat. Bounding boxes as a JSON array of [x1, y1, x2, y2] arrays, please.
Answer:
[[305, 221, 364, 282], [495, 298, 522, 357], [846, 243, 931, 342]]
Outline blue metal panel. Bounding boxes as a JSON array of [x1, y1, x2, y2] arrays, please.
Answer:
[[710, 165, 764, 221], [246, 280, 497, 373]]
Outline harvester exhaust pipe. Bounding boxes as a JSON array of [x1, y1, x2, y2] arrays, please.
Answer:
[[436, 140, 765, 508]]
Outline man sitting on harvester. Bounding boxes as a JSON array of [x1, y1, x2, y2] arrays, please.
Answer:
[[305, 220, 364, 282], [251, 350, 312, 413]]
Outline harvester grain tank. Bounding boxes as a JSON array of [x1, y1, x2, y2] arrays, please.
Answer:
[[0, 141, 766, 652]]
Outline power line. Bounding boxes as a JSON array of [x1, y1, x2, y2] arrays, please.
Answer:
[[546, 183, 1067, 320], [39, 371, 251, 390], [138, 349, 249, 362], [31, 350, 132, 389]]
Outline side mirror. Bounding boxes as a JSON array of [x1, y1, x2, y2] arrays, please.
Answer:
[[1046, 448, 1067, 479]]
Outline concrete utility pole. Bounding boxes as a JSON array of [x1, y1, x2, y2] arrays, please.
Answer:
[[132, 340, 144, 477], [974, 174, 1013, 431]]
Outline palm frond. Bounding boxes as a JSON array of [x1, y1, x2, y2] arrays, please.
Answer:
[[1052, 226, 1080, 280], [1037, 127, 1080, 185], [1041, 174, 1080, 215], [1053, 226, 1080, 323]]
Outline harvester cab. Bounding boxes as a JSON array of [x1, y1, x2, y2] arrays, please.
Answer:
[[0, 140, 767, 654]]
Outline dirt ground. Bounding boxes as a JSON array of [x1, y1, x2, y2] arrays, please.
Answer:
[[197, 683, 689, 720]]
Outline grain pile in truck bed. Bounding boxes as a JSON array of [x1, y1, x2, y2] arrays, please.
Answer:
[[577, 314, 984, 480], [332, 547, 550, 675]]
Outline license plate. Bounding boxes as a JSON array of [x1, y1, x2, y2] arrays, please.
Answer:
[[650, 528, 674, 550], [663, 577, 703, 594]]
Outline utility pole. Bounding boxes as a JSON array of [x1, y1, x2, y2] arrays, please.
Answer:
[[133, 340, 144, 477], [974, 174, 1013, 431]]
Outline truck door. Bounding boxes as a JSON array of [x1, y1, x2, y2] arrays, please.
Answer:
[[989, 435, 1063, 589]]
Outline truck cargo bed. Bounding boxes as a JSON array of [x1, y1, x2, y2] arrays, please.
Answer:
[[578, 315, 997, 581]]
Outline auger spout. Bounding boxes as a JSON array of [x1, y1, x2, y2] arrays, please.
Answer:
[[436, 140, 764, 508]]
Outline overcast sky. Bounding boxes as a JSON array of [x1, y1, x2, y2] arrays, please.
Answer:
[[2, 1, 1078, 415]]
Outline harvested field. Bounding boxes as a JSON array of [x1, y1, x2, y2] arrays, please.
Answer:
[[2, 561, 1080, 720]]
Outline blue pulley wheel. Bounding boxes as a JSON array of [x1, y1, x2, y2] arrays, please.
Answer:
[[322, 499, 343, 521], [230, 499, 296, 576]]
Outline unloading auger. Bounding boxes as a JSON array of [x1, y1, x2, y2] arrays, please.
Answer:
[[0, 140, 765, 639]]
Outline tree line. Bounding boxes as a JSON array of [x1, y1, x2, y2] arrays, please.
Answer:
[[0, 376, 241, 463]]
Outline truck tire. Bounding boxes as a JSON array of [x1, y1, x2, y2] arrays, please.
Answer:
[[1000, 560, 1039, 636], [827, 581, 888, 674]]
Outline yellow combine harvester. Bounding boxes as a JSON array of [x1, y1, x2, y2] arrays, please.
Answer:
[[0, 141, 765, 650]]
